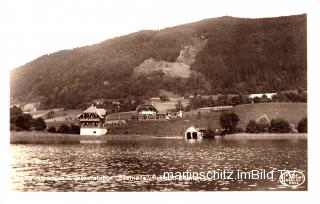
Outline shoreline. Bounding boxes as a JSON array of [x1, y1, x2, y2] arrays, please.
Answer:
[[10, 131, 307, 144], [223, 133, 307, 140]]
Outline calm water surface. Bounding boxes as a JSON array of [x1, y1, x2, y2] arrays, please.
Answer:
[[10, 137, 307, 191]]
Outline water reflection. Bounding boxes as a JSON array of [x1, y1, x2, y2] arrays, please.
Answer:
[[10, 137, 307, 191]]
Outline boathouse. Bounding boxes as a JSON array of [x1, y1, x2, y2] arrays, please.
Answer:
[[77, 105, 107, 136], [184, 126, 203, 139]]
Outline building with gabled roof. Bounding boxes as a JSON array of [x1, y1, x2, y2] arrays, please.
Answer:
[[77, 105, 107, 136], [136, 101, 169, 121]]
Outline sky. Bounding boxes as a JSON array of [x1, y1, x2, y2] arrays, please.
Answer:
[[0, 0, 315, 71]]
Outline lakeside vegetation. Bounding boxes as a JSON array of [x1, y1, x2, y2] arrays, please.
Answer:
[[10, 102, 307, 138]]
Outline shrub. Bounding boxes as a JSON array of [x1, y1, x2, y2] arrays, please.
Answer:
[[69, 124, 80, 134], [10, 105, 23, 124], [236, 127, 244, 133], [256, 115, 270, 133], [46, 110, 55, 119], [175, 100, 184, 111], [270, 118, 291, 133], [15, 113, 33, 130], [290, 124, 298, 133], [33, 117, 47, 131], [47, 126, 56, 133], [130, 114, 138, 120], [297, 118, 307, 133], [159, 95, 169, 102], [219, 112, 239, 134], [252, 96, 261, 103], [57, 124, 70, 134], [231, 96, 241, 106], [246, 120, 259, 133]]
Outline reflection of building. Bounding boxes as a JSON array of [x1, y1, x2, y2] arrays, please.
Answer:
[[77, 105, 107, 136], [136, 102, 169, 121]]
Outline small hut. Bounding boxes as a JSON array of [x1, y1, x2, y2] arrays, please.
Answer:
[[184, 126, 203, 139]]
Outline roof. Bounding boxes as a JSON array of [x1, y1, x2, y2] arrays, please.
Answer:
[[135, 101, 159, 112], [199, 106, 233, 110], [78, 105, 107, 119], [185, 126, 200, 133]]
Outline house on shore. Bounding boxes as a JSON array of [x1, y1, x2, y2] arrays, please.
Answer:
[[197, 106, 233, 114], [77, 105, 107, 136], [136, 102, 170, 121], [249, 93, 276, 99], [184, 126, 203, 139]]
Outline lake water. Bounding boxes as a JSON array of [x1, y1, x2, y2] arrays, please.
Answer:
[[10, 137, 307, 191]]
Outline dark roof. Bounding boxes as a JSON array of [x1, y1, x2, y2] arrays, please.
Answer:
[[135, 101, 159, 112], [77, 105, 107, 119]]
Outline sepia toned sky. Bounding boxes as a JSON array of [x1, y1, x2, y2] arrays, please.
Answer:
[[0, 0, 314, 71]]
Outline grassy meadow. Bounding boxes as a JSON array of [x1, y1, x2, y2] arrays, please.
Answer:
[[24, 102, 307, 137], [234, 102, 307, 129]]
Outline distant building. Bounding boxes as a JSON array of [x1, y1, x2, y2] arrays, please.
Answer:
[[249, 93, 276, 99], [198, 106, 233, 114], [77, 105, 107, 136], [112, 101, 121, 106], [177, 110, 183, 117], [23, 102, 40, 112], [136, 102, 169, 121]]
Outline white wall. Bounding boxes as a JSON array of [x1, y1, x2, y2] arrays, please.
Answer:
[[80, 128, 107, 136]]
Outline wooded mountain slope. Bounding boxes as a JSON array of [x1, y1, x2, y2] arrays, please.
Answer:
[[10, 14, 306, 109]]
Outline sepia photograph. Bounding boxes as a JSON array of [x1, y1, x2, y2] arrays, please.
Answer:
[[2, 0, 320, 200]]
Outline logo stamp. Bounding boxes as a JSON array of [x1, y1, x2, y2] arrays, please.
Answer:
[[279, 170, 305, 187]]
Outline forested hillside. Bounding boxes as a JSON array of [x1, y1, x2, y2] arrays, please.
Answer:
[[10, 14, 306, 109]]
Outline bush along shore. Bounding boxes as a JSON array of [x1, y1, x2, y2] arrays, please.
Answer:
[[10, 104, 307, 144]]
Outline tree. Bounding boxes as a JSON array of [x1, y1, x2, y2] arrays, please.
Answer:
[[15, 113, 33, 130], [270, 118, 291, 133], [260, 94, 271, 103], [231, 95, 241, 106], [297, 118, 307, 133], [187, 71, 211, 94], [246, 120, 259, 133], [217, 94, 229, 106], [46, 110, 55, 119], [33, 117, 47, 131], [70, 124, 80, 134], [47, 126, 56, 133], [10, 106, 23, 124], [57, 124, 70, 134], [256, 115, 271, 132], [159, 95, 169, 102], [219, 112, 240, 134], [175, 100, 184, 111], [252, 96, 261, 103]]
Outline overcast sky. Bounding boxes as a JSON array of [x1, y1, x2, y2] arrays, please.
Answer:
[[0, 0, 314, 71]]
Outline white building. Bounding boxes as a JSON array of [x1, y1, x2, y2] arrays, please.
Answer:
[[136, 102, 168, 121], [249, 93, 276, 99], [184, 126, 203, 139], [77, 105, 107, 136]]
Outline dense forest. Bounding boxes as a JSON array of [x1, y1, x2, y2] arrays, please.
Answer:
[[10, 14, 307, 109]]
